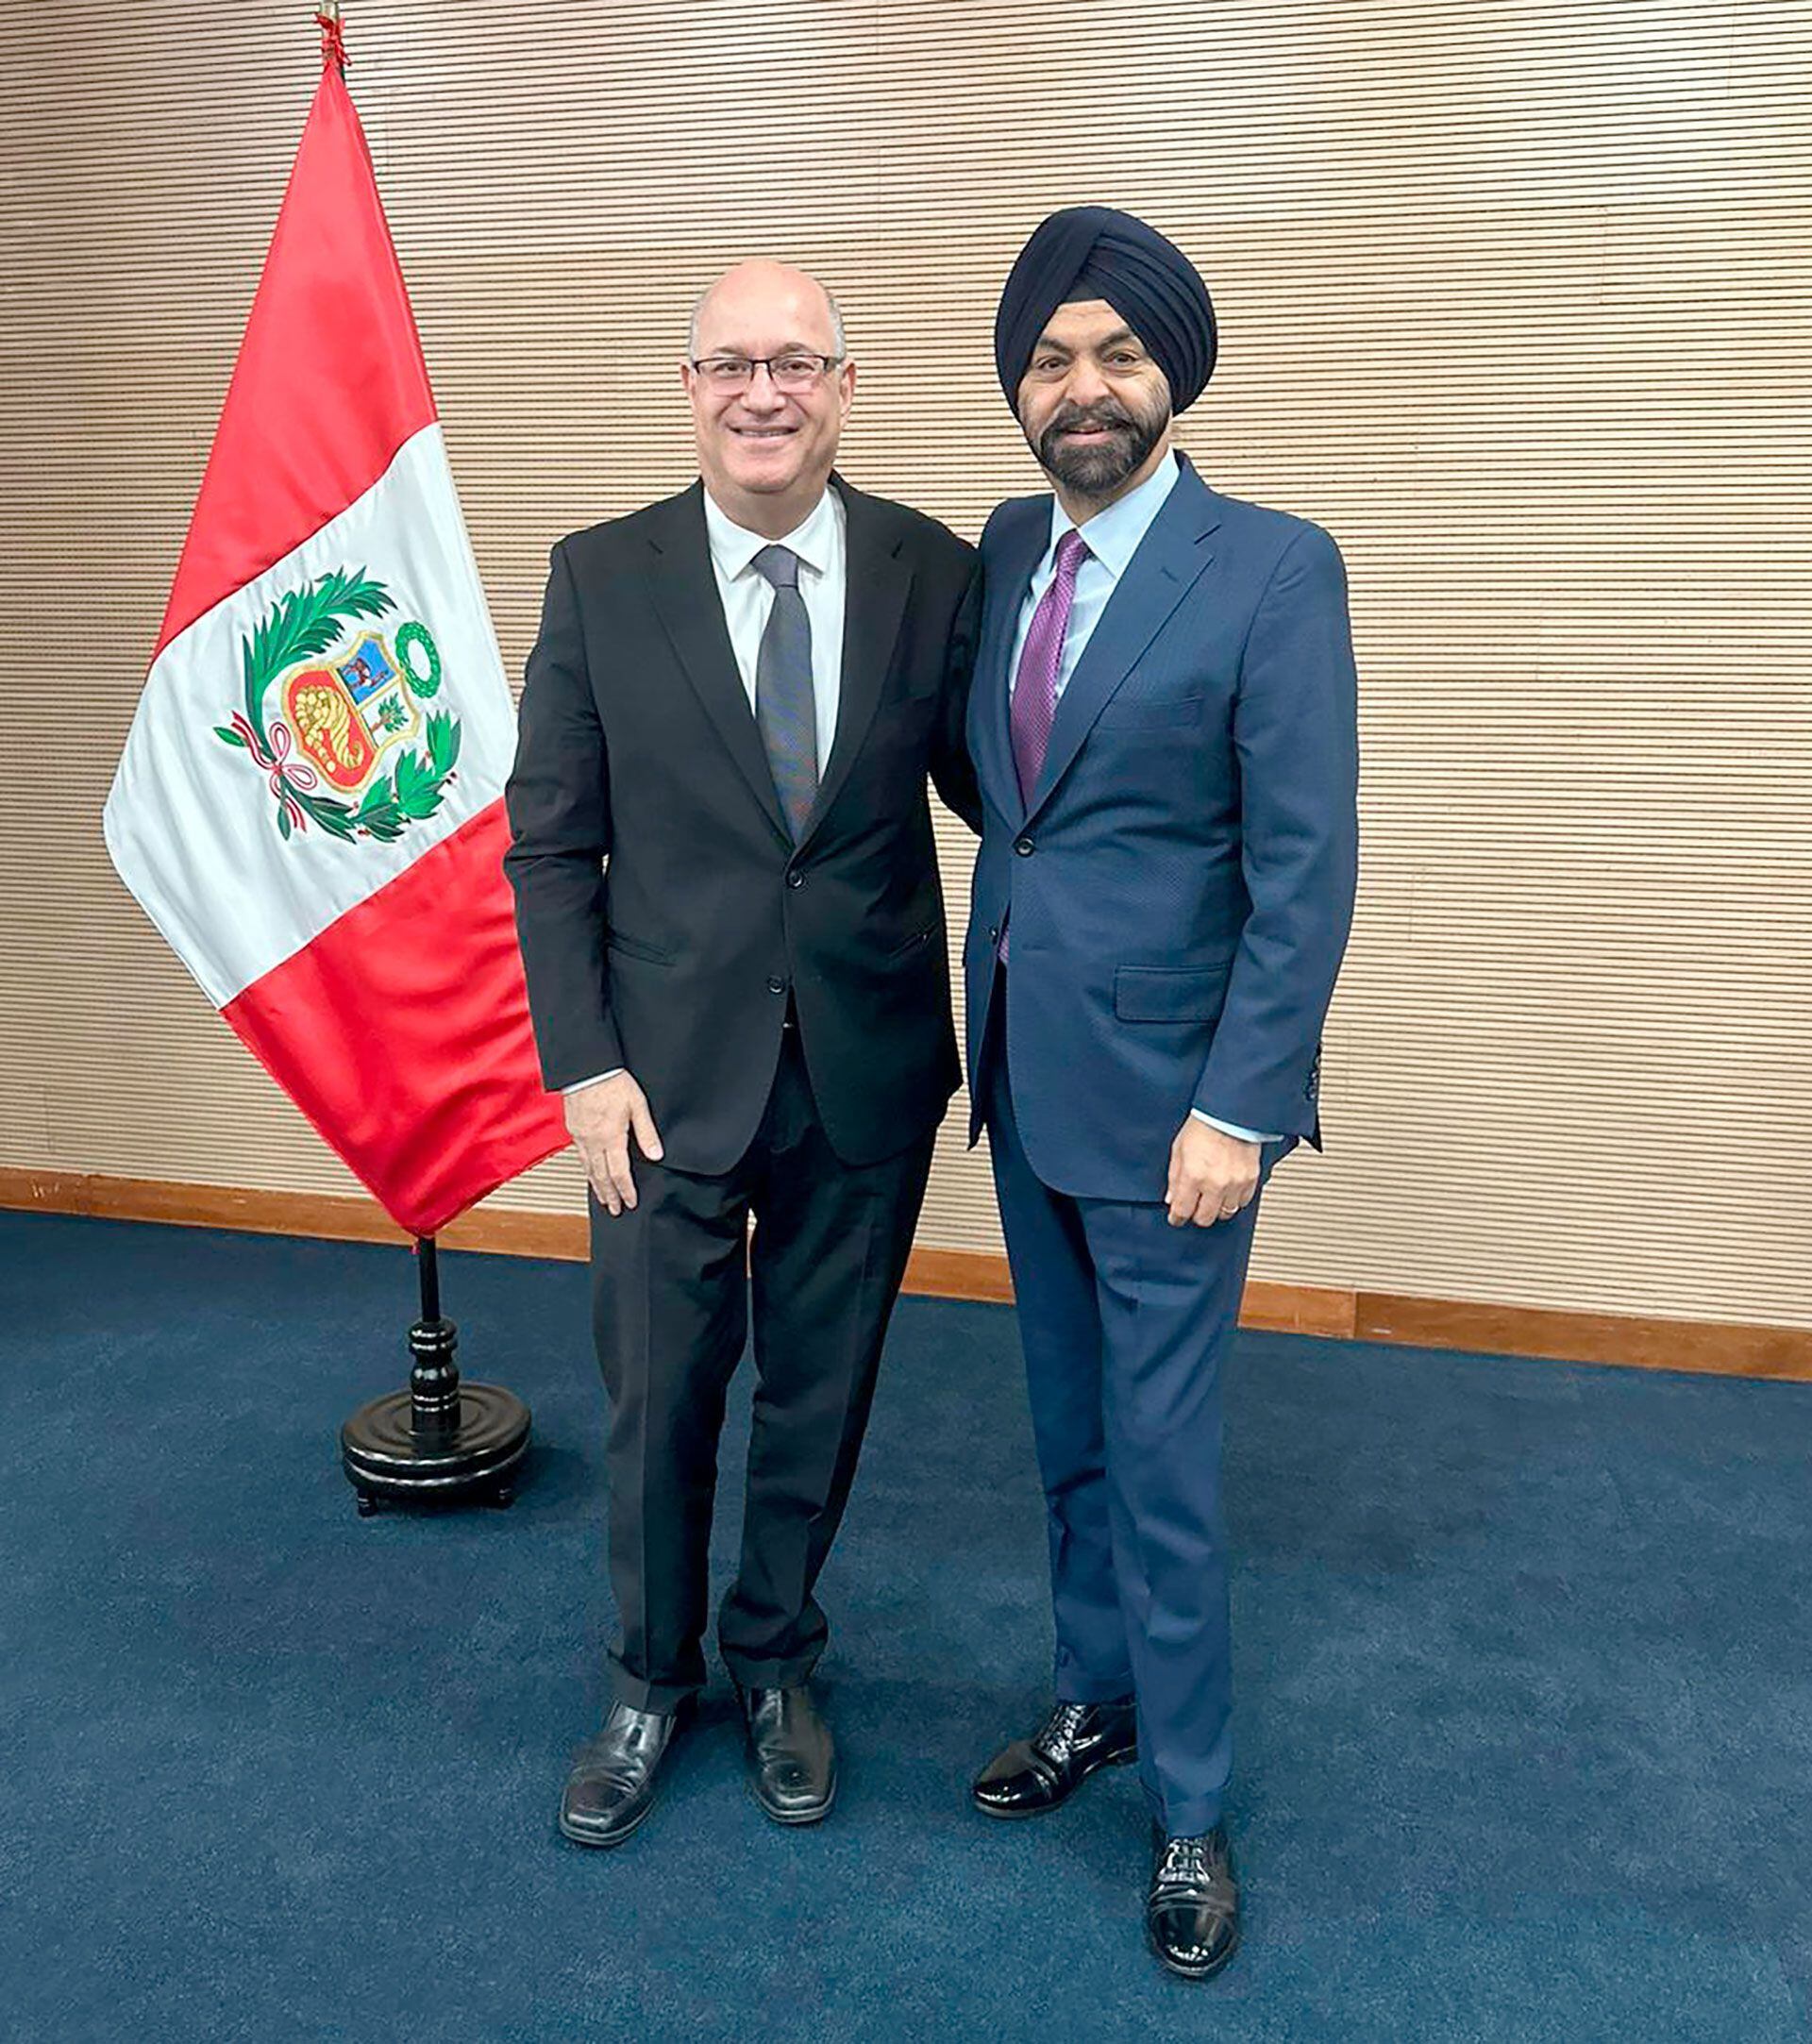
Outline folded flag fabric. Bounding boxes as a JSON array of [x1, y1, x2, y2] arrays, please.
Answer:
[[103, 30, 567, 1238]]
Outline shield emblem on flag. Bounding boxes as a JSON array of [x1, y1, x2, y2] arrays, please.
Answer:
[[284, 631, 422, 791], [284, 665, 378, 788]]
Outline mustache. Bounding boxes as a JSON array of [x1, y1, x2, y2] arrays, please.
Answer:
[[1045, 403, 1138, 435]]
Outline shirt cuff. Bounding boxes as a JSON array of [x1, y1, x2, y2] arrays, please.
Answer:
[[1190, 1110, 1279, 1144], [562, 1069, 624, 1095]]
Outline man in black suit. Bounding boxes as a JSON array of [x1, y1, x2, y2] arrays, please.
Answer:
[[504, 260, 979, 1848]]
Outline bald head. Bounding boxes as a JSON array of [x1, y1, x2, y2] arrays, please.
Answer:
[[688, 260, 846, 360]]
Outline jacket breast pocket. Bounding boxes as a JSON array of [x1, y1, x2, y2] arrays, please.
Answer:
[[1114, 960, 1233, 1023], [1096, 692, 1205, 730]]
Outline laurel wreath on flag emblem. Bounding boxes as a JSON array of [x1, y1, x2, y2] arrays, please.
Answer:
[[212, 567, 461, 844]]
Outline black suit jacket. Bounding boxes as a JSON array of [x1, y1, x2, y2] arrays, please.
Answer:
[[504, 475, 981, 1174]]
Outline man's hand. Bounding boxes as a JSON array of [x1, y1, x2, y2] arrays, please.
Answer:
[[565, 1073, 663, 1216], [1166, 1118, 1260, 1229]]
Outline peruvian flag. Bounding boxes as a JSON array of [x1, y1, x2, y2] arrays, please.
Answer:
[[103, 20, 567, 1237]]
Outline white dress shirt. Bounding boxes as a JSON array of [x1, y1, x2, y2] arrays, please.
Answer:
[[703, 483, 847, 776], [565, 485, 847, 1097], [1010, 449, 1277, 1147]]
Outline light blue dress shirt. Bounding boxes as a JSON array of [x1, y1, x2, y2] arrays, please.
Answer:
[[1010, 449, 1278, 1147]]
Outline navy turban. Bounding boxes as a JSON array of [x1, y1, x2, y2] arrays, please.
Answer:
[[995, 206, 1217, 414]]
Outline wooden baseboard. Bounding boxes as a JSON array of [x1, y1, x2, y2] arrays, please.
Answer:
[[1349, 1291, 1811, 1381], [902, 1247, 1015, 1303], [3, 1166, 1807, 1382]]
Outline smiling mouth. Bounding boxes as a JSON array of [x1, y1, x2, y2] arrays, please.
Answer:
[[732, 426, 797, 439]]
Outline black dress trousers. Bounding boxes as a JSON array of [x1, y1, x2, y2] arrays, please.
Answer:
[[587, 1025, 935, 1713]]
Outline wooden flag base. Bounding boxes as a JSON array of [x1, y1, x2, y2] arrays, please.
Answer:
[[340, 1237, 530, 1516]]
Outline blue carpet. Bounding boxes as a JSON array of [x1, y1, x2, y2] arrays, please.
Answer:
[[0, 1209, 1807, 2041]]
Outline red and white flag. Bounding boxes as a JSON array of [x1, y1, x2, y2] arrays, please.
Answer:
[[104, 21, 566, 1238]]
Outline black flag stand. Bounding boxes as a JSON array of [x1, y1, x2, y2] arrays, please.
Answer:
[[340, 1237, 531, 1516]]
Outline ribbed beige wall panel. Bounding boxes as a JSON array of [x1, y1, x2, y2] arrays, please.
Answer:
[[2, 1, 1807, 1328]]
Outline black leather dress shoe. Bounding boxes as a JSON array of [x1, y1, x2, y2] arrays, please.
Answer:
[[557, 1696, 695, 1849], [971, 1700, 1137, 1818], [1146, 1824, 1240, 1980], [740, 1683, 836, 1824]]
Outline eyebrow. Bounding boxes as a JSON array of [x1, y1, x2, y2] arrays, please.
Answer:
[[697, 339, 830, 357], [1032, 326, 1143, 356]]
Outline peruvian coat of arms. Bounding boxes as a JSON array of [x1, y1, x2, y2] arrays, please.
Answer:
[[214, 568, 461, 844]]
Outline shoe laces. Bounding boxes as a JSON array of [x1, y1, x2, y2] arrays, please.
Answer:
[[1033, 1701, 1094, 1760], [1155, 1835, 1217, 1892]]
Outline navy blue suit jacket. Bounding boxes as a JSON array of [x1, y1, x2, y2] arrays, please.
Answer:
[[964, 457, 1359, 1201]]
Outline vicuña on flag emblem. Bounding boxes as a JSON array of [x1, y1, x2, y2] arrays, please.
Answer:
[[218, 570, 460, 842]]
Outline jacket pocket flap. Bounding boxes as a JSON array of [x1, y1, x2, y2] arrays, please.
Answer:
[[606, 930, 674, 965], [1096, 692, 1206, 729], [1114, 961, 1233, 1022], [885, 921, 944, 962]]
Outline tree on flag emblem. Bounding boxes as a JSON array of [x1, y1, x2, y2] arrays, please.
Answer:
[[212, 566, 461, 843]]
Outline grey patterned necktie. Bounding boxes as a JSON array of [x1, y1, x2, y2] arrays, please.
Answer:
[[751, 544, 818, 840]]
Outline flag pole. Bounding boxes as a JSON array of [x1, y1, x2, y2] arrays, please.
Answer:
[[340, 1234, 532, 1515], [299, 0, 533, 1514]]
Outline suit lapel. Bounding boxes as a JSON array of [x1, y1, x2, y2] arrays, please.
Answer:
[[644, 482, 790, 845], [1028, 466, 1221, 818], [974, 505, 1049, 825], [801, 476, 909, 850]]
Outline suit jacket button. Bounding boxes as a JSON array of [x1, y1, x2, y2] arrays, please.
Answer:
[[988, 925, 999, 943], [786, 869, 805, 889], [1014, 836, 1034, 857], [766, 975, 787, 995]]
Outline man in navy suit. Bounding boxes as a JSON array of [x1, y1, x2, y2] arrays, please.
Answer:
[[964, 208, 1359, 1980]]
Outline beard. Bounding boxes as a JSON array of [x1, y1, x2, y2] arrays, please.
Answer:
[[1029, 391, 1171, 500]]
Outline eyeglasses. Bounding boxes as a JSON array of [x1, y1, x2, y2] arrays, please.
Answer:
[[689, 352, 844, 393]]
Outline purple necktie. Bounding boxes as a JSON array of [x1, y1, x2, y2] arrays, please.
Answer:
[[999, 528, 1088, 965], [1010, 528, 1089, 809]]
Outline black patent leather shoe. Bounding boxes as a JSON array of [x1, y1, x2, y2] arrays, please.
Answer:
[[739, 1683, 836, 1824], [970, 1699, 1137, 1818], [557, 1696, 695, 1849], [1147, 1823, 1240, 1980]]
